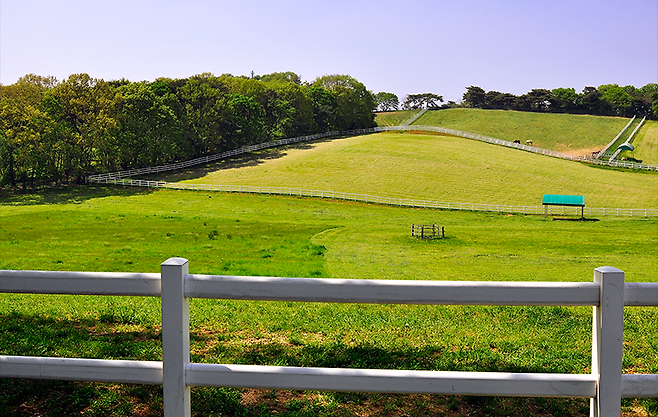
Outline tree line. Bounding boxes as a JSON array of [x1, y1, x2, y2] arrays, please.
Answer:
[[375, 84, 658, 118], [0, 72, 376, 189]]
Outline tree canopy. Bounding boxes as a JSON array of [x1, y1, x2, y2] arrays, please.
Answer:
[[0, 72, 377, 189], [461, 84, 658, 118]]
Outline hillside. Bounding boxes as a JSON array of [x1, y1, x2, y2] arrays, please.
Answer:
[[374, 110, 419, 126], [629, 120, 658, 165], [408, 108, 630, 156], [147, 131, 658, 208]]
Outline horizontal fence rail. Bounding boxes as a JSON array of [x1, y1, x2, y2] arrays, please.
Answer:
[[1, 261, 657, 417], [86, 177, 658, 217], [86, 124, 658, 184]]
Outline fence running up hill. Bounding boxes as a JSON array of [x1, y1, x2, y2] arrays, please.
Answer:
[[1, 259, 657, 416]]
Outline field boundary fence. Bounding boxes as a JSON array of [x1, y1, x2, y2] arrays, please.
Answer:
[[608, 116, 646, 162], [86, 124, 658, 184], [86, 177, 658, 218], [1, 260, 657, 416]]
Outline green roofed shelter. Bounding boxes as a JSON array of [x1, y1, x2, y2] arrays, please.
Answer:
[[542, 194, 585, 219]]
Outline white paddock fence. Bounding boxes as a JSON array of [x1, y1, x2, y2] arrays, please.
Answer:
[[597, 116, 637, 159], [86, 124, 658, 184], [87, 178, 658, 218], [1, 259, 657, 416]]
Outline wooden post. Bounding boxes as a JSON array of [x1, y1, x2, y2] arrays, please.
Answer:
[[590, 267, 624, 417], [161, 258, 191, 417]]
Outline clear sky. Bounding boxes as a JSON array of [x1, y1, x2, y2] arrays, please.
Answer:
[[1, 0, 657, 102]]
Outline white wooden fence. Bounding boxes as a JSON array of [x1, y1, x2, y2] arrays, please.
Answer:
[[1, 260, 657, 416], [86, 177, 658, 218], [597, 116, 637, 159]]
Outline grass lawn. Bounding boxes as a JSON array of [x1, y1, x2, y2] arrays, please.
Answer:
[[148, 132, 658, 209], [413, 108, 631, 155], [628, 120, 658, 165], [1, 186, 657, 416]]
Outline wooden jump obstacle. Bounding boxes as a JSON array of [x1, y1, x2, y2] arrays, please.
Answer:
[[412, 224, 445, 239]]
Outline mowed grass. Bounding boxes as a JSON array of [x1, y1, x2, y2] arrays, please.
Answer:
[[1, 186, 657, 415], [414, 108, 630, 155], [630, 120, 658, 165], [151, 132, 658, 208], [374, 110, 419, 126]]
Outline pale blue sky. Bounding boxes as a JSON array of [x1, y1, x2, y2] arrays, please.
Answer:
[[1, 0, 657, 101]]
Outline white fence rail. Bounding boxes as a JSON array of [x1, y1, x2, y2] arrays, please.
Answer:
[[400, 108, 427, 126], [86, 177, 658, 217], [609, 116, 646, 162], [1, 260, 657, 416], [86, 124, 658, 184], [598, 116, 636, 159]]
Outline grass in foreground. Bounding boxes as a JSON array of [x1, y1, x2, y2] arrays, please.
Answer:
[[1, 186, 657, 415], [414, 108, 630, 155], [147, 132, 658, 209]]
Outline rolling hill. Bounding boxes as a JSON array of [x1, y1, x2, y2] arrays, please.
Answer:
[[147, 131, 658, 209]]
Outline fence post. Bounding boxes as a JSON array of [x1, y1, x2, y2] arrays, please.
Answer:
[[162, 258, 191, 417], [591, 266, 624, 417]]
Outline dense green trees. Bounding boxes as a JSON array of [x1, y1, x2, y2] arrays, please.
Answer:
[[0, 72, 377, 189], [461, 83, 658, 118]]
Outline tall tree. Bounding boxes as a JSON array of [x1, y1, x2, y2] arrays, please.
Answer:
[[312, 75, 376, 130], [462, 86, 486, 108], [46, 74, 118, 181], [402, 93, 443, 110], [375, 92, 399, 111]]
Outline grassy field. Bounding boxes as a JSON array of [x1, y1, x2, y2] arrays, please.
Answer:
[[374, 110, 419, 126], [1, 186, 657, 416], [411, 108, 631, 155], [628, 120, 658, 165], [149, 132, 658, 209]]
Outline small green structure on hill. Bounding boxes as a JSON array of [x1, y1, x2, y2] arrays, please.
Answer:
[[542, 194, 585, 219]]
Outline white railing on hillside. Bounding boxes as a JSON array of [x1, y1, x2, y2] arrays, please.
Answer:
[[400, 108, 427, 126], [85, 125, 658, 184], [86, 178, 658, 218], [1, 260, 657, 416], [609, 116, 646, 162], [597, 116, 636, 159]]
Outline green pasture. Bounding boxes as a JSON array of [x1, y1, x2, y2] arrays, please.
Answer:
[[1, 186, 657, 415], [150, 132, 658, 209], [412, 108, 630, 155], [628, 120, 658, 165], [374, 110, 419, 126]]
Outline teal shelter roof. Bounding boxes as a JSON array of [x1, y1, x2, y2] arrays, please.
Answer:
[[617, 142, 635, 151], [542, 194, 585, 207]]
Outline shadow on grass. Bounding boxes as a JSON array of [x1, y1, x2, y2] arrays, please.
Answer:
[[0, 185, 155, 207], [138, 137, 342, 183], [0, 312, 604, 416]]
